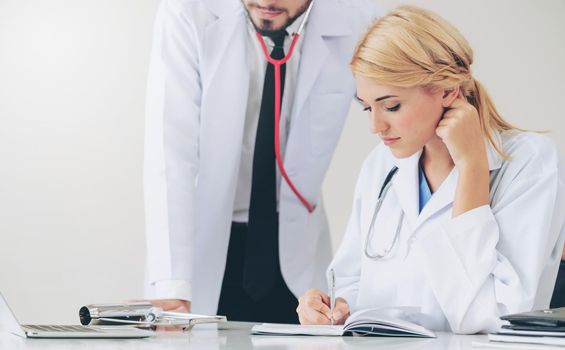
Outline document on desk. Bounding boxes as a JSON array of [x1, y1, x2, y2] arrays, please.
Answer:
[[80, 302, 226, 328], [252, 308, 435, 337]]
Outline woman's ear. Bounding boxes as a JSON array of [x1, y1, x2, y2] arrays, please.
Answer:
[[441, 87, 460, 107]]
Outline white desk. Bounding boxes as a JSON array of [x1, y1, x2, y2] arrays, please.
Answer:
[[0, 322, 494, 350]]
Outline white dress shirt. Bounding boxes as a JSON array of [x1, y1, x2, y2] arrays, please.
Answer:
[[232, 13, 305, 222]]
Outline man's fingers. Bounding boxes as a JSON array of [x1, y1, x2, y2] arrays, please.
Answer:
[[150, 299, 190, 312]]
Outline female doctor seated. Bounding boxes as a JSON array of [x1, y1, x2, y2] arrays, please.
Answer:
[[296, 6, 565, 334]]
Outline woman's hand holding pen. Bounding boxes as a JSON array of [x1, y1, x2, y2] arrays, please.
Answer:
[[296, 288, 349, 325]]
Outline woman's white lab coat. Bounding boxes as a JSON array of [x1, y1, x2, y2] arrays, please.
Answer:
[[330, 131, 565, 334]]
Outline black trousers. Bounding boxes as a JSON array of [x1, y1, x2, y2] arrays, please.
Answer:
[[217, 222, 299, 324], [551, 261, 565, 308]]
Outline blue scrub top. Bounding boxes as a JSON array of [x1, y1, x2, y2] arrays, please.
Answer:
[[419, 164, 432, 213]]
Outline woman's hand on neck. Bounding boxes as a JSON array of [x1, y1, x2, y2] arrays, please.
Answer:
[[434, 92, 490, 217], [422, 134, 489, 218]]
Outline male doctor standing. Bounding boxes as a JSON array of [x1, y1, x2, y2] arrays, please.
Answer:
[[144, 0, 377, 323]]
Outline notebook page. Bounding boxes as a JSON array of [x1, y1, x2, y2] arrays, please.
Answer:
[[252, 323, 343, 336]]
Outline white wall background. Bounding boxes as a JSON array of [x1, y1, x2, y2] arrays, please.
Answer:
[[0, 0, 563, 324]]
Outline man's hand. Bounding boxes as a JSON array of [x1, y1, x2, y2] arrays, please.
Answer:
[[147, 299, 191, 331], [150, 299, 191, 313]]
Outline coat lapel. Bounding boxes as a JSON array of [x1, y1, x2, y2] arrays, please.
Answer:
[[290, 0, 352, 122], [391, 150, 421, 229], [197, 2, 250, 218], [200, 3, 250, 162], [202, 3, 248, 94], [415, 167, 458, 226], [414, 133, 502, 229]]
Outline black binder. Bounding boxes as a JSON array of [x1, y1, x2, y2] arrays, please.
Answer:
[[501, 308, 565, 331]]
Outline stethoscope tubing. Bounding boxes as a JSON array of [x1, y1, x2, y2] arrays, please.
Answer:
[[364, 166, 402, 260], [246, 0, 316, 213], [255, 32, 314, 212]]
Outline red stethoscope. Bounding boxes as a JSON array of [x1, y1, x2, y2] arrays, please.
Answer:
[[244, 1, 316, 213]]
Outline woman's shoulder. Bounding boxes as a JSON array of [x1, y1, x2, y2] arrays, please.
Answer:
[[500, 131, 561, 173]]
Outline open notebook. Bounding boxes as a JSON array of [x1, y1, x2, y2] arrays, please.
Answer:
[[252, 307, 435, 337]]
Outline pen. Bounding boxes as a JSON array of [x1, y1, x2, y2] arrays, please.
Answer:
[[329, 268, 335, 325]]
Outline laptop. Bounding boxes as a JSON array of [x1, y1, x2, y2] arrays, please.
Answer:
[[0, 292, 154, 338]]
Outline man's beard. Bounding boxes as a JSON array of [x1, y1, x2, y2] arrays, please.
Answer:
[[247, 1, 311, 38]]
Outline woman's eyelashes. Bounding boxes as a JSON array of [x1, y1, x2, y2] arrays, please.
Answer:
[[385, 103, 400, 112], [362, 103, 401, 113]]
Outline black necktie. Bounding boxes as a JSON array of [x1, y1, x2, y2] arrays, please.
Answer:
[[243, 33, 287, 301]]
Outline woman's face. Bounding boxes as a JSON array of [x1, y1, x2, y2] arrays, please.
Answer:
[[355, 75, 446, 158]]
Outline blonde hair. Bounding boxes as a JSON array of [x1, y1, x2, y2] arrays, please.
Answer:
[[351, 5, 518, 157]]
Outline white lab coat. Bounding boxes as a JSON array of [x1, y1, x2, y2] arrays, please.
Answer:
[[143, 0, 377, 314], [330, 131, 565, 334]]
